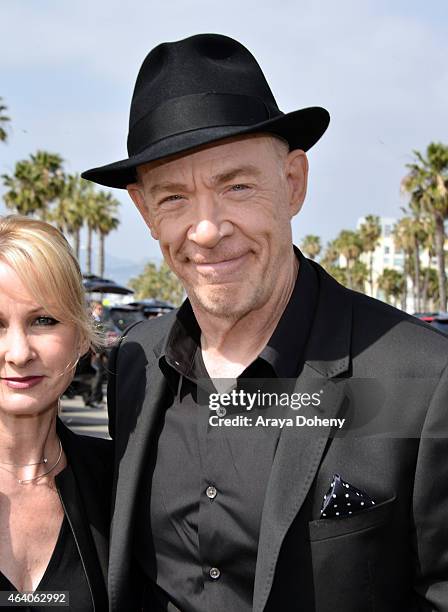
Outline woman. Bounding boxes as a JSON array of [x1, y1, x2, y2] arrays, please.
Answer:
[[0, 215, 112, 610]]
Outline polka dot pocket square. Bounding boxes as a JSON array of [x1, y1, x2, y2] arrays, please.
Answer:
[[320, 473, 376, 518]]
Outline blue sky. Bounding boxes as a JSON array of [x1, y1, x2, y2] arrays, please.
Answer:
[[1, 0, 447, 266]]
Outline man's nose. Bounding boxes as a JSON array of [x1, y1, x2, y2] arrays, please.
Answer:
[[187, 195, 232, 248], [3, 328, 36, 366]]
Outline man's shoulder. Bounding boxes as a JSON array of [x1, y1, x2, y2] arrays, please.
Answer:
[[314, 262, 448, 374], [348, 286, 448, 373], [351, 288, 447, 343], [118, 308, 177, 353]]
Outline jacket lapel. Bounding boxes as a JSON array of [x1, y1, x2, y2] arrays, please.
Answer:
[[55, 420, 112, 612], [253, 263, 353, 612], [109, 345, 169, 610]]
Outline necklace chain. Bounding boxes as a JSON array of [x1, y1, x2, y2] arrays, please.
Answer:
[[17, 440, 63, 485], [0, 456, 47, 467]]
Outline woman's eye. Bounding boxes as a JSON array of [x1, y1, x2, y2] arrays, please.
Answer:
[[34, 316, 59, 326]]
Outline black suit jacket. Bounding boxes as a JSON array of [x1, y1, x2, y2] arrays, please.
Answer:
[[56, 419, 112, 611], [107, 259, 448, 612]]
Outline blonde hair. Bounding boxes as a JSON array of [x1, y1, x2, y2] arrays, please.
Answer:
[[0, 215, 102, 351]]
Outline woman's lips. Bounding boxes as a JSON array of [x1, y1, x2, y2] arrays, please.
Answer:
[[1, 376, 44, 390]]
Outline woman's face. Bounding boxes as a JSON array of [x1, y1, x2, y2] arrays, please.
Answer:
[[0, 262, 80, 417]]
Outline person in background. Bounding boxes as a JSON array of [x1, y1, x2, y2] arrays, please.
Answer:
[[0, 215, 111, 611], [86, 301, 106, 408]]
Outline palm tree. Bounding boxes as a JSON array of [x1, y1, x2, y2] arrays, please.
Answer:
[[377, 269, 405, 307], [420, 217, 435, 311], [95, 192, 120, 277], [351, 260, 368, 293], [319, 240, 346, 284], [358, 215, 381, 296], [393, 217, 421, 311], [396, 214, 426, 312], [320, 240, 339, 270], [2, 150, 64, 219], [50, 174, 89, 260], [0, 98, 10, 143], [301, 235, 321, 260], [403, 143, 448, 311], [82, 184, 100, 275], [333, 230, 363, 289]]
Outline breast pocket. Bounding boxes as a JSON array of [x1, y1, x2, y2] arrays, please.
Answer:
[[308, 496, 409, 612]]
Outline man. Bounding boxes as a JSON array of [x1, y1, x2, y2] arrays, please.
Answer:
[[83, 34, 448, 612]]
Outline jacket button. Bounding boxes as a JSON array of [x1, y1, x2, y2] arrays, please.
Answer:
[[206, 485, 217, 499], [209, 567, 221, 580]]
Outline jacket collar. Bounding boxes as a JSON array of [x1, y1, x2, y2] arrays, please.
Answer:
[[56, 420, 110, 611]]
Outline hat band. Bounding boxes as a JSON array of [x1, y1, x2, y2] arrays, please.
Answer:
[[127, 92, 280, 155]]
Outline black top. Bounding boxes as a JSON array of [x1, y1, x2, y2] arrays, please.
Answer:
[[0, 469, 93, 612], [134, 249, 319, 612]]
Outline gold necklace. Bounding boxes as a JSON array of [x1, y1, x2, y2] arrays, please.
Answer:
[[0, 456, 48, 466], [17, 440, 63, 485]]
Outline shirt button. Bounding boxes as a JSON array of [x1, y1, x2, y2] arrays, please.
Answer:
[[209, 567, 221, 580], [206, 485, 217, 499]]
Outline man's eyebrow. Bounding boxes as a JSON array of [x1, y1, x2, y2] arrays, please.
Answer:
[[211, 165, 261, 185], [148, 165, 261, 196], [149, 181, 189, 196]]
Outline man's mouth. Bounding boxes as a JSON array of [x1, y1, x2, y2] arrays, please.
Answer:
[[189, 252, 249, 274]]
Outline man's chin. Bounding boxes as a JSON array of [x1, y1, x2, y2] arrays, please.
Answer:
[[188, 286, 259, 320]]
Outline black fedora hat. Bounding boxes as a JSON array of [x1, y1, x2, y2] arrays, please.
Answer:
[[82, 34, 330, 189]]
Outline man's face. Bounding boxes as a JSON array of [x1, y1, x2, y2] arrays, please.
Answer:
[[93, 303, 104, 318], [128, 135, 308, 319]]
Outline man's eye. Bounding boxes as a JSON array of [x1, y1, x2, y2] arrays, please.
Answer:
[[230, 184, 249, 192], [161, 194, 184, 204], [34, 316, 59, 326]]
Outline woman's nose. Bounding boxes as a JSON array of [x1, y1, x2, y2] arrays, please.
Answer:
[[2, 327, 36, 367]]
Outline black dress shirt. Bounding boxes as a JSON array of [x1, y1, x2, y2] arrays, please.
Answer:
[[134, 250, 319, 612]]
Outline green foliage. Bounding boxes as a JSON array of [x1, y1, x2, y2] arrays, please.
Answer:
[[1, 154, 120, 275], [0, 97, 10, 143], [300, 234, 321, 260], [129, 261, 184, 305], [324, 265, 346, 285], [351, 260, 368, 292], [320, 240, 339, 271], [2, 150, 65, 218], [358, 215, 381, 252], [402, 142, 448, 310], [377, 269, 405, 305]]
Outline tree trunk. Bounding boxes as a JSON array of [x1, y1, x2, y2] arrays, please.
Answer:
[[74, 229, 80, 262], [401, 257, 408, 311], [434, 214, 447, 311], [346, 260, 352, 289], [97, 233, 105, 277], [421, 249, 432, 312], [369, 252, 374, 297], [87, 224, 92, 275], [413, 237, 420, 313]]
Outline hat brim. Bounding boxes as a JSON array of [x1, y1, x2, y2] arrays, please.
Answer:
[[81, 107, 329, 189]]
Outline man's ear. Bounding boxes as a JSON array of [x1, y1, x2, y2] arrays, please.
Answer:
[[127, 182, 159, 240], [285, 149, 308, 217]]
